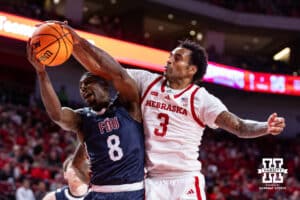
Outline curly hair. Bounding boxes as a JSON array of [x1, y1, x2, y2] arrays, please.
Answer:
[[178, 40, 208, 82]]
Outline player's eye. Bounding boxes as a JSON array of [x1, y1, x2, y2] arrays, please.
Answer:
[[174, 56, 180, 62]]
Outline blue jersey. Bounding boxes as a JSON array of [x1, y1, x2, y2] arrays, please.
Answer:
[[55, 186, 87, 200], [78, 106, 144, 186]]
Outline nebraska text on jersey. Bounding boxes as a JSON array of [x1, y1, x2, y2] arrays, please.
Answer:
[[145, 99, 188, 115]]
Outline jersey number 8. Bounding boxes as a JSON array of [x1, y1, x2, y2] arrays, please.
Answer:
[[107, 134, 123, 161]]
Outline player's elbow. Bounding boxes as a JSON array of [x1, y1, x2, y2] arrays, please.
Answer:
[[47, 109, 63, 122], [229, 119, 246, 138], [233, 120, 252, 138], [47, 111, 61, 123]]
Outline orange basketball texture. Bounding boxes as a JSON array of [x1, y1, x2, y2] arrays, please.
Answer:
[[30, 23, 73, 66]]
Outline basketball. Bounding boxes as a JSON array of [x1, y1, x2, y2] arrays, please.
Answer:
[[30, 23, 73, 66]]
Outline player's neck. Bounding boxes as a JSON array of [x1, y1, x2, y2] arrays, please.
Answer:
[[69, 184, 88, 196], [167, 79, 192, 90], [96, 107, 107, 115]]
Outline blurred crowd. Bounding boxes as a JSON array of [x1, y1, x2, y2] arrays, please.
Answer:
[[200, 0, 300, 18], [201, 131, 300, 200], [205, 45, 299, 75], [0, 102, 299, 199], [1, 0, 299, 75], [0, 103, 77, 199]]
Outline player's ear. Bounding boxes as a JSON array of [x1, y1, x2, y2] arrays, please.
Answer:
[[188, 65, 197, 76]]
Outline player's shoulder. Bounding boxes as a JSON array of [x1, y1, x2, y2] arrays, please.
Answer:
[[193, 86, 211, 95], [190, 85, 205, 96], [76, 107, 95, 116], [191, 86, 219, 103], [127, 69, 160, 80], [42, 191, 56, 200]]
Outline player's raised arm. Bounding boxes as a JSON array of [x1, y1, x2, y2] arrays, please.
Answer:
[[71, 30, 139, 104], [215, 111, 285, 138], [26, 38, 80, 132], [52, 22, 140, 120]]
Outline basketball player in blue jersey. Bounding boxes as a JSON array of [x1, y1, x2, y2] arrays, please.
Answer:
[[43, 155, 89, 200], [27, 37, 145, 199]]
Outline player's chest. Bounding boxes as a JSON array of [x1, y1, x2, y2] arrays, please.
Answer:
[[142, 85, 193, 115], [84, 116, 121, 137]]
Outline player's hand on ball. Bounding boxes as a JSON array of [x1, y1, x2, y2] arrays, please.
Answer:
[[26, 38, 45, 73], [267, 113, 285, 135], [44, 20, 81, 44]]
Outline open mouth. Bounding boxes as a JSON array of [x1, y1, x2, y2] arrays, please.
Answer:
[[83, 92, 93, 100]]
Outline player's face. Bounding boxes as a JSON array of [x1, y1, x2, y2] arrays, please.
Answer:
[[79, 75, 110, 111], [165, 47, 193, 82]]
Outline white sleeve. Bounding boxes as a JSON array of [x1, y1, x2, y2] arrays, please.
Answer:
[[30, 191, 36, 200], [197, 88, 228, 129], [16, 188, 22, 200], [126, 69, 160, 95]]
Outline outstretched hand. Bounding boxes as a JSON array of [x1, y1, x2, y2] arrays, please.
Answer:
[[26, 38, 45, 73], [43, 20, 81, 44], [267, 113, 285, 135]]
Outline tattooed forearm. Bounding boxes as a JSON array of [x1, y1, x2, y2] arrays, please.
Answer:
[[236, 119, 268, 138], [215, 111, 269, 138]]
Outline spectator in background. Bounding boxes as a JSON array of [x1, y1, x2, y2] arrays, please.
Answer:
[[16, 177, 36, 200], [0, 162, 14, 182], [42, 155, 89, 200], [35, 181, 48, 200]]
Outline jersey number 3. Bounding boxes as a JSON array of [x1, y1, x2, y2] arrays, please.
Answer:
[[154, 113, 169, 137], [107, 135, 123, 161]]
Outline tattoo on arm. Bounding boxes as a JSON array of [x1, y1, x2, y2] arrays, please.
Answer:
[[215, 111, 268, 138]]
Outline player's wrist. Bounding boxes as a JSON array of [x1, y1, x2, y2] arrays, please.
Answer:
[[36, 69, 46, 75]]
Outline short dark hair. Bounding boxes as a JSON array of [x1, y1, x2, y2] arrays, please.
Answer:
[[81, 72, 119, 106], [63, 155, 73, 172], [81, 72, 110, 89], [178, 40, 208, 82]]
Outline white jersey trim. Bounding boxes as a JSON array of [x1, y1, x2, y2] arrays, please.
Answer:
[[91, 181, 144, 193], [63, 188, 87, 200], [141, 75, 163, 104]]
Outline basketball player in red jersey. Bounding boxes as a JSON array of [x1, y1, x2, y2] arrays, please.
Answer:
[[55, 22, 285, 200]]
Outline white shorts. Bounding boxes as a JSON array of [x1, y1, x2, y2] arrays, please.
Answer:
[[145, 172, 206, 200]]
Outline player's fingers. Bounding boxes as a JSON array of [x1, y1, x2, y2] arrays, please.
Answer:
[[26, 39, 30, 55], [45, 20, 64, 25], [270, 118, 285, 127], [26, 41, 34, 60], [269, 113, 277, 121], [270, 123, 285, 131], [275, 117, 285, 123], [34, 23, 44, 27], [44, 20, 57, 23], [26, 39, 32, 53], [269, 127, 283, 135]]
